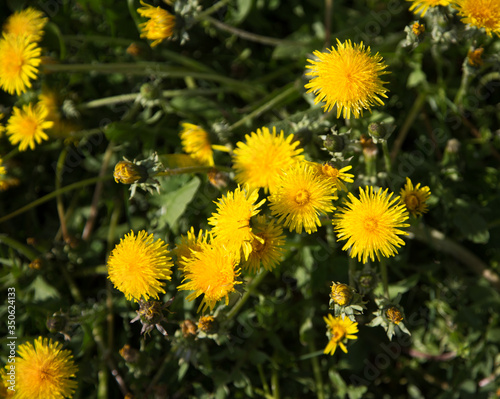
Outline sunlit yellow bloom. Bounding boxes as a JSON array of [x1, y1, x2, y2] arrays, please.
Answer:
[[0, 33, 41, 95], [333, 186, 410, 263], [180, 123, 214, 166], [3, 7, 48, 42], [107, 230, 173, 302], [269, 162, 336, 234], [305, 39, 389, 119], [232, 126, 304, 193], [208, 185, 265, 260], [454, 0, 500, 37], [406, 0, 451, 16], [9, 336, 78, 399], [113, 161, 148, 184], [308, 161, 354, 192], [323, 314, 358, 355], [178, 242, 241, 312], [6, 103, 53, 151], [174, 227, 210, 270], [138, 0, 176, 47], [399, 177, 431, 217], [38, 90, 78, 138], [241, 215, 286, 273]]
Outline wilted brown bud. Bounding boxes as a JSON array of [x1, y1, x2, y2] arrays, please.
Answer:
[[181, 319, 197, 337], [119, 344, 140, 363]]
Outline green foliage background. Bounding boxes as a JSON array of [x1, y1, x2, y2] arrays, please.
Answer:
[[1, 0, 500, 398]]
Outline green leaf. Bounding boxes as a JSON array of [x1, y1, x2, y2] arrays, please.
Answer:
[[29, 276, 60, 301]]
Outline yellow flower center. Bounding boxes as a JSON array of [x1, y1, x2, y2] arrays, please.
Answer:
[[322, 164, 339, 178], [363, 216, 379, 233], [253, 233, 266, 253], [294, 189, 311, 205], [406, 194, 421, 211], [331, 325, 346, 342]]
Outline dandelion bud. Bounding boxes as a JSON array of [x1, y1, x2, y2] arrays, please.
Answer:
[[358, 272, 376, 291], [46, 314, 67, 333], [412, 22, 425, 36], [198, 315, 218, 334], [139, 83, 160, 100], [330, 282, 353, 306], [119, 344, 140, 363], [467, 47, 484, 67], [113, 161, 148, 184], [323, 134, 345, 153], [386, 306, 404, 324], [367, 122, 388, 140], [181, 319, 197, 337]]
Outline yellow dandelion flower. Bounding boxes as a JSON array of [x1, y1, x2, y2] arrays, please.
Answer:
[[6, 103, 53, 151], [399, 177, 431, 217], [406, 0, 451, 17], [177, 242, 242, 312], [305, 39, 390, 119], [208, 185, 265, 260], [454, 0, 500, 37], [3, 7, 48, 42], [38, 90, 78, 138], [179, 123, 214, 166], [8, 336, 78, 399], [0, 33, 42, 96], [269, 162, 337, 234], [386, 306, 404, 324], [198, 315, 217, 333], [333, 186, 410, 264], [323, 314, 358, 355], [174, 227, 210, 270], [138, 0, 176, 47], [308, 161, 354, 192], [241, 215, 286, 273], [107, 230, 173, 302], [232, 126, 304, 193]]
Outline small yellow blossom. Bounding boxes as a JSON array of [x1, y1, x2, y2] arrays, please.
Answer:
[[0, 33, 42, 95], [399, 177, 431, 217], [308, 161, 354, 192], [3, 7, 48, 42], [412, 22, 426, 36], [198, 315, 217, 333], [467, 47, 484, 67], [138, 0, 176, 47], [323, 314, 359, 355], [386, 306, 404, 324], [333, 186, 410, 263], [107, 230, 173, 302], [6, 103, 53, 151], [180, 123, 215, 166], [114, 161, 148, 184], [8, 336, 78, 399], [305, 39, 390, 119]]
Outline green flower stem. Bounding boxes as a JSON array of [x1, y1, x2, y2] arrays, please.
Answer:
[[2, 148, 19, 162], [0, 175, 113, 225], [390, 92, 426, 161], [226, 269, 269, 321], [203, 16, 293, 47], [381, 140, 392, 174], [257, 364, 271, 397], [55, 147, 70, 243], [41, 63, 264, 95], [308, 339, 325, 399], [228, 83, 300, 132], [380, 258, 389, 297], [453, 61, 471, 106], [0, 235, 39, 261], [79, 88, 232, 109], [271, 364, 281, 399], [410, 224, 500, 291], [348, 256, 357, 287], [154, 165, 231, 177], [195, 0, 232, 21]]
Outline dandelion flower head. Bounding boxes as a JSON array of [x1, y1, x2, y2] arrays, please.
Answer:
[[6, 103, 53, 151], [406, 0, 451, 17], [305, 39, 390, 119], [3, 7, 48, 42], [174, 227, 210, 270], [333, 186, 410, 263], [399, 177, 431, 217], [10, 336, 78, 399], [208, 185, 265, 260], [179, 123, 214, 166], [138, 0, 176, 47], [107, 230, 173, 302], [178, 242, 241, 312], [269, 162, 337, 234], [0, 33, 42, 96], [241, 215, 286, 273], [323, 314, 358, 355], [454, 0, 500, 37], [232, 126, 304, 193], [308, 161, 354, 192]]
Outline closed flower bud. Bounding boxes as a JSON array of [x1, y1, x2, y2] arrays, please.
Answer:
[[323, 134, 345, 153], [46, 314, 67, 333], [198, 315, 218, 334], [114, 161, 148, 184], [330, 282, 353, 306], [386, 306, 404, 324], [181, 319, 197, 337], [368, 122, 388, 140]]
